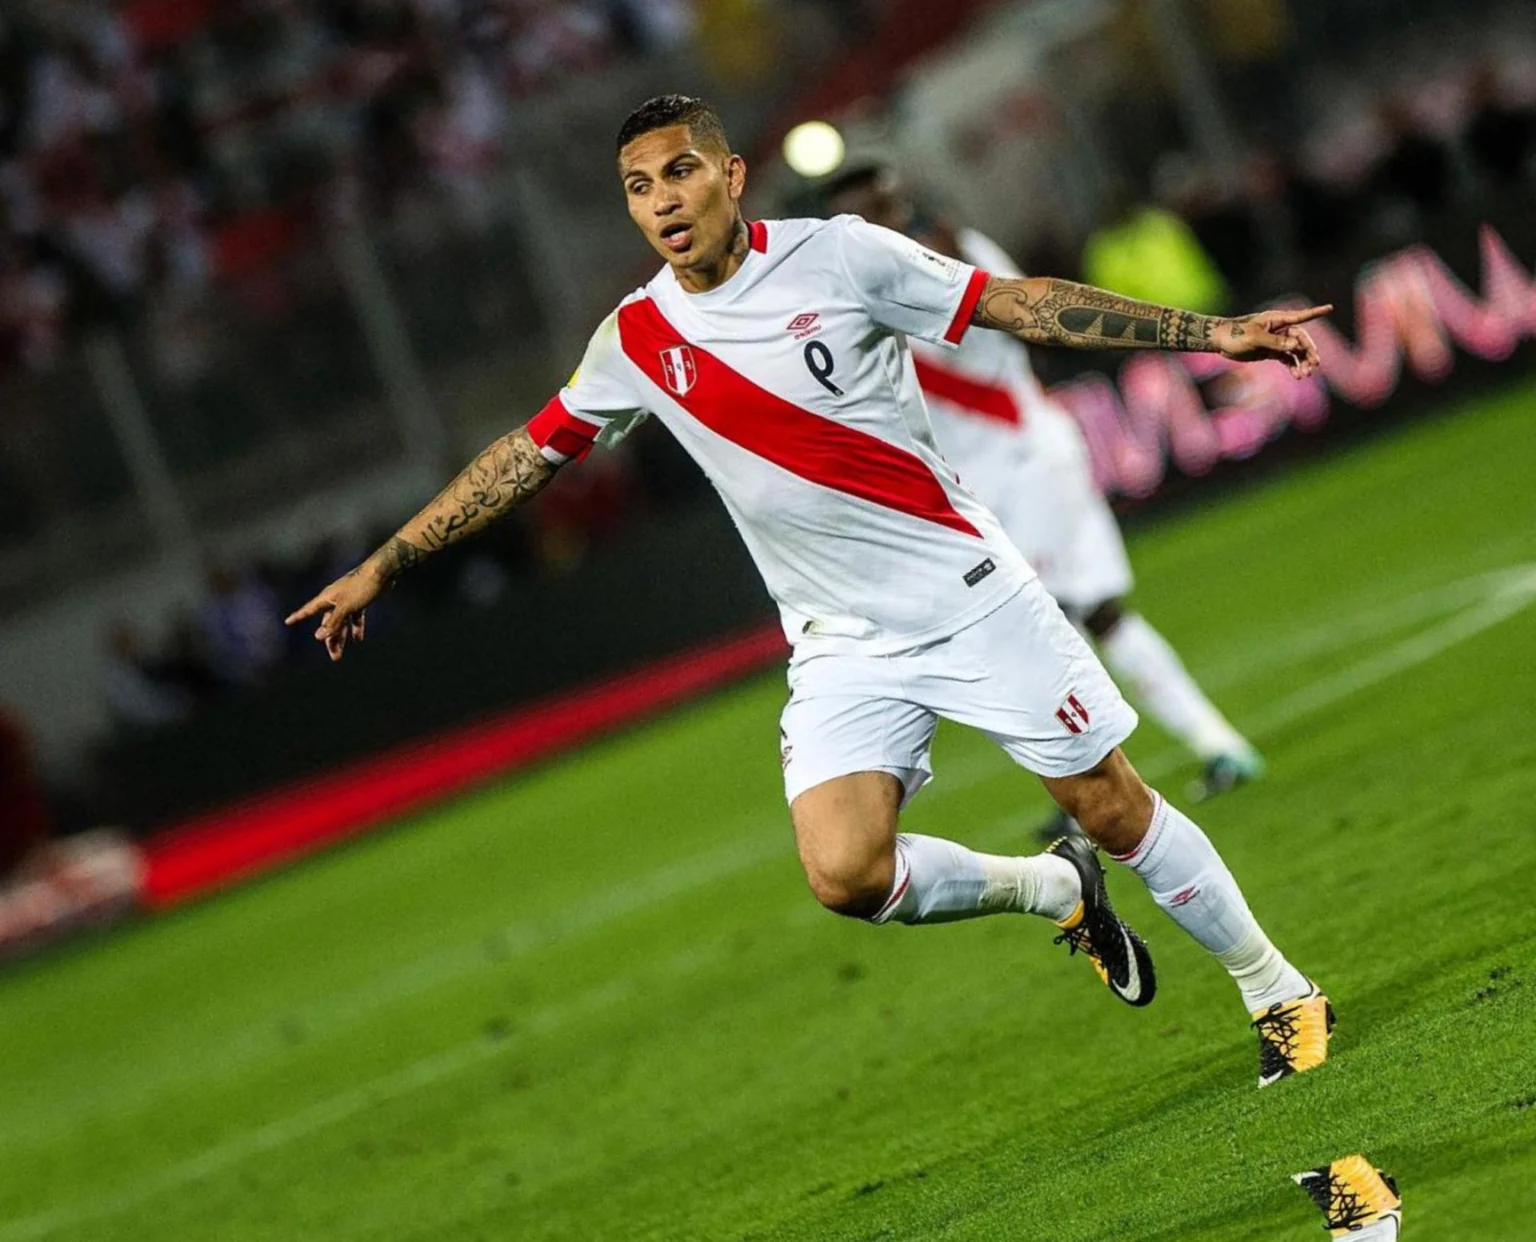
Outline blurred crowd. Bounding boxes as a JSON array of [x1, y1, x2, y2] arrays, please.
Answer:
[[1045, 31, 1536, 317], [94, 20, 1536, 740], [100, 432, 661, 731], [0, 0, 1525, 752], [100, 533, 509, 731], [0, 0, 697, 377], [1182, 47, 1534, 300]]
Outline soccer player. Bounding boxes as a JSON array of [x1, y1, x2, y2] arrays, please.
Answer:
[[288, 96, 1334, 1086], [821, 162, 1263, 807]]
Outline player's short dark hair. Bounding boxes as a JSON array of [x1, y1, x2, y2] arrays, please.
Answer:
[[616, 95, 730, 158]]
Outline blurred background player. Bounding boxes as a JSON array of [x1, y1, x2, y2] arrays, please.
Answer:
[[820, 158, 1264, 816]]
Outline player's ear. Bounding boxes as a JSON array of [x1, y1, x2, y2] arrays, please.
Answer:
[[725, 153, 746, 203]]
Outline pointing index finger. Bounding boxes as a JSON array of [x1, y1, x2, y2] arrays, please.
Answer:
[[1269, 304, 1333, 327], [285, 596, 330, 626]]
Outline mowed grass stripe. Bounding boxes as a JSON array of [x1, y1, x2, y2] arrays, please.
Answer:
[[4, 546, 1526, 1174], [6, 565, 1531, 1242], [2, 381, 1534, 1241]]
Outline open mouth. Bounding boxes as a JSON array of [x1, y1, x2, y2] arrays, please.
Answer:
[[660, 221, 693, 253]]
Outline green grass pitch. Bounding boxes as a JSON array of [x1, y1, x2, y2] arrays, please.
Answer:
[[4, 383, 1536, 1241]]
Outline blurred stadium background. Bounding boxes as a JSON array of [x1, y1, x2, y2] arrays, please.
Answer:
[[1, 0, 1534, 1238]]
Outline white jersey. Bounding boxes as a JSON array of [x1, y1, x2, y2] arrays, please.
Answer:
[[907, 228, 1087, 503], [909, 228, 1133, 609], [527, 215, 1034, 654]]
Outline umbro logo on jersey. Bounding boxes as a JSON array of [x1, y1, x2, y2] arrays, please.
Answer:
[[658, 345, 697, 396], [786, 311, 821, 340]]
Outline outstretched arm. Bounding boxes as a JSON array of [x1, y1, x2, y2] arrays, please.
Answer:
[[286, 425, 558, 660], [971, 276, 1331, 378]]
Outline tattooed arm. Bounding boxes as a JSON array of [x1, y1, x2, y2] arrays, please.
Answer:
[[383, 427, 555, 568], [972, 276, 1331, 377], [285, 426, 558, 661]]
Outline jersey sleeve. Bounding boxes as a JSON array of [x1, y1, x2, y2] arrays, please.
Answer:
[[526, 310, 649, 464], [834, 215, 990, 349]]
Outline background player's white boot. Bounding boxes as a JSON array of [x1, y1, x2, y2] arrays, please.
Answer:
[[1188, 746, 1267, 803]]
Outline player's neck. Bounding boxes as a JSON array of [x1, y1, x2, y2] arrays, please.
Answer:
[[673, 217, 750, 294]]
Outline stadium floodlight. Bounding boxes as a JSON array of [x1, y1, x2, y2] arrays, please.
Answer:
[[782, 121, 846, 179]]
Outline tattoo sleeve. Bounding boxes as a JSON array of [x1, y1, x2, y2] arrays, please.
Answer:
[[972, 276, 1223, 353], [368, 426, 559, 583]]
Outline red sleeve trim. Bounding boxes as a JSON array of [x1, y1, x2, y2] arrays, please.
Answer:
[[943, 268, 990, 345], [527, 394, 599, 460], [747, 219, 768, 253]]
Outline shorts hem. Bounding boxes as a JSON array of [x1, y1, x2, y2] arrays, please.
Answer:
[[1017, 703, 1139, 779], [787, 575, 1031, 663], [785, 765, 933, 809]]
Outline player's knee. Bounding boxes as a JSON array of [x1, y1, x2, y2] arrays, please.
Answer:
[[1047, 752, 1153, 856], [1081, 598, 1125, 641], [791, 773, 903, 919], [803, 855, 894, 919], [1074, 791, 1151, 855]]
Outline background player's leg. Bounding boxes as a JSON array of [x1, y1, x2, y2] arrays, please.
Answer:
[[1041, 751, 1308, 1013], [1038, 467, 1260, 799], [789, 772, 1080, 924], [1082, 600, 1256, 769]]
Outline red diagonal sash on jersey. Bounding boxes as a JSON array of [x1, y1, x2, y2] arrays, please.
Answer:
[[912, 354, 1024, 428], [618, 298, 981, 538]]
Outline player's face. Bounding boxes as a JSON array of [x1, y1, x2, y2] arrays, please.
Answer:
[[619, 124, 746, 276]]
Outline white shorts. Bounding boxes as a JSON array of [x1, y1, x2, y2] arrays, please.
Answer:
[[779, 578, 1139, 806], [994, 409, 1133, 613]]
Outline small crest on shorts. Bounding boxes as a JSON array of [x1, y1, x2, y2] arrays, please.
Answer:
[[659, 345, 697, 396], [1055, 692, 1091, 735]]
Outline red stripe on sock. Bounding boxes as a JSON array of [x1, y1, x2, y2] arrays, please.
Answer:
[[1110, 793, 1167, 864], [874, 871, 912, 922]]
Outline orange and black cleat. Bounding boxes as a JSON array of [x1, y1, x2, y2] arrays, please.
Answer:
[[1047, 834, 1156, 1007], [1253, 982, 1334, 1087], [1293, 1155, 1401, 1238]]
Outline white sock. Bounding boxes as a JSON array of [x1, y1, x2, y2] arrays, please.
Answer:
[[1322, 1216, 1399, 1242], [872, 833, 1081, 925], [1113, 794, 1309, 1012], [1099, 612, 1249, 760]]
